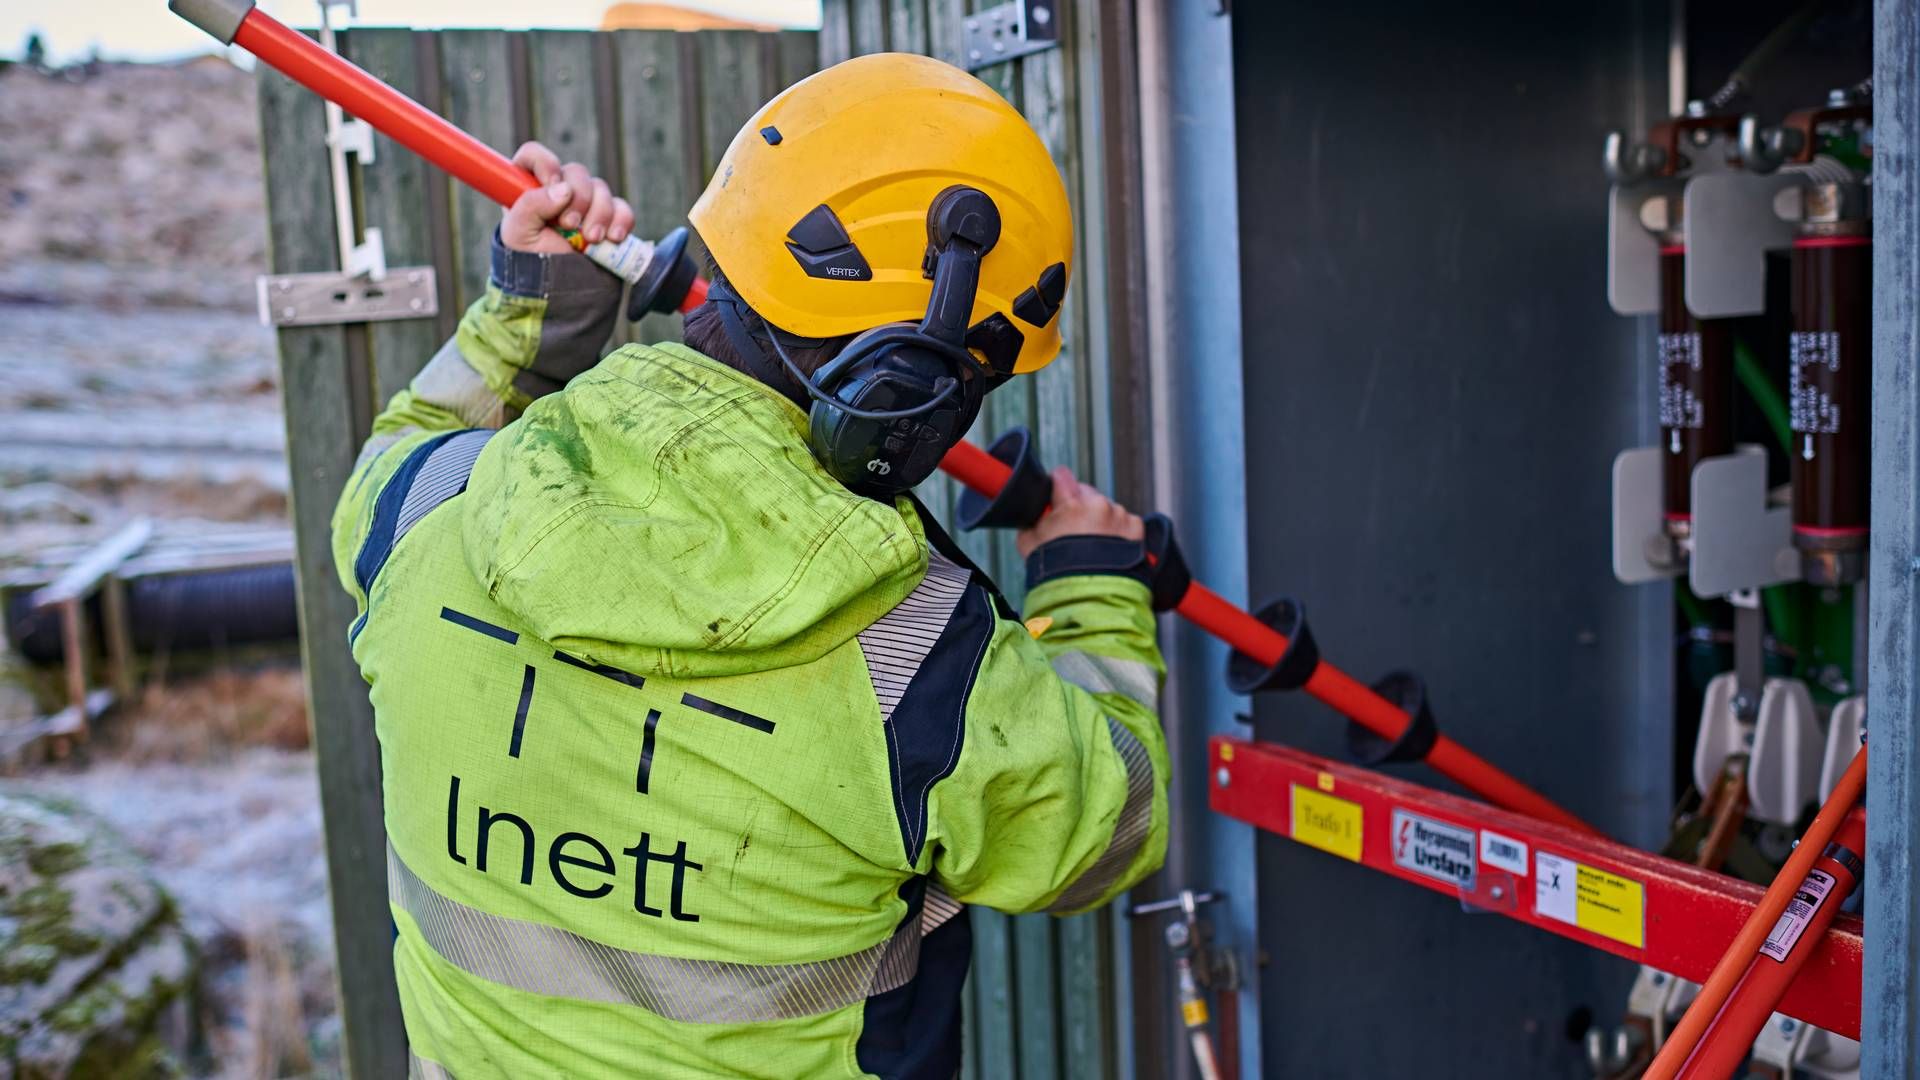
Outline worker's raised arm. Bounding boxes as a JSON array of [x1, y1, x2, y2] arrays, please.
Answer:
[[923, 473, 1170, 915], [329, 142, 628, 618]]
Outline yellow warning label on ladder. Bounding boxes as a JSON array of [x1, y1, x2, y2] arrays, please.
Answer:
[[1535, 851, 1645, 949], [1290, 784, 1363, 862]]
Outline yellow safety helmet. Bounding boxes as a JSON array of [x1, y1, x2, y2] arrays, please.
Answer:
[[689, 52, 1074, 376]]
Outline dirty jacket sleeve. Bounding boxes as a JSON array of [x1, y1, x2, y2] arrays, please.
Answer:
[[927, 565, 1169, 915], [329, 231, 621, 615]]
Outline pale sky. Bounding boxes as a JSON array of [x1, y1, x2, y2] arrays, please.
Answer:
[[5, 0, 822, 64]]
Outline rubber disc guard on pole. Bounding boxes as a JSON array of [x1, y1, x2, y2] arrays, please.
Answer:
[[1347, 670, 1439, 765]]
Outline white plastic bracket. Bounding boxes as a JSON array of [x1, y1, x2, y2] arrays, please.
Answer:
[[1693, 670, 1824, 825], [1606, 181, 1676, 316], [1611, 446, 1684, 584], [1625, 965, 1698, 1049], [1752, 1012, 1861, 1079], [1682, 171, 1804, 318], [1820, 696, 1866, 803], [1693, 671, 1751, 798], [1689, 445, 1798, 598], [1748, 677, 1823, 825]]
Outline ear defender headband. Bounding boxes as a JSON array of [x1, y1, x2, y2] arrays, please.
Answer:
[[714, 186, 1011, 498]]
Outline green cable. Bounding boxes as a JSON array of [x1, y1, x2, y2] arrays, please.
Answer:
[[1808, 584, 1856, 691], [1734, 340, 1793, 455], [1761, 584, 1800, 674], [1676, 583, 1711, 631]]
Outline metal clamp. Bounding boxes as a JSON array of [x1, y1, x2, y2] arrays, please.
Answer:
[[257, 267, 439, 327], [962, 1, 1062, 71]]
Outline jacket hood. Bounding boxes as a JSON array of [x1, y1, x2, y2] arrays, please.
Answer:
[[460, 342, 928, 678]]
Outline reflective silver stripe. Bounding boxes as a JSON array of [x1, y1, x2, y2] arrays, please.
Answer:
[[410, 1051, 454, 1080], [396, 429, 493, 539], [858, 550, 971, 722], [1050, 650, 1160, 708], [922, 883, 965, 934], [1048, 718, 1157, 912], [389, 845, 921, 1023], [413, 337, 513, 428]]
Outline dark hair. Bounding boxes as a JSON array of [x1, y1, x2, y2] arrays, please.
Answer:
[[680, 266, 851, 383]]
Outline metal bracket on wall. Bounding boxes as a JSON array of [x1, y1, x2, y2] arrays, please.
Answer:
[[257, 267, 439, 327], [962, 1, 1061, 71]]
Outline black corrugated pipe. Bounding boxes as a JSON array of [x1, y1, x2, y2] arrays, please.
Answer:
[[5, 564, 300, 664]]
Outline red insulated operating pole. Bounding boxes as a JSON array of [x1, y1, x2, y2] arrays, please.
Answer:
[[220, 5, 708, 311], [938, 440, 1594, 834]]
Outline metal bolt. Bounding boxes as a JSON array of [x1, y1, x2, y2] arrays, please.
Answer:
[[1031, 3, 1051, 23], [1780, 1018, 1796, 1034], [281, 306, 296, 319], [1652, 972, 1666, 985], [1490, 884, 1506, 901], [965, 18, 977, 29], [1685, 99, 1707, 118], [408, 270, 425, 284], [993, 39, 1005, 52], [409, 298, 425, 311], [1828, 88, 1849, 107], [1216, 766, 1231, 788]]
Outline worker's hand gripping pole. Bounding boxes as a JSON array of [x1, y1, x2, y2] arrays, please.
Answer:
[[939, 432, 1595, 835], [169, 0, 707, 316]]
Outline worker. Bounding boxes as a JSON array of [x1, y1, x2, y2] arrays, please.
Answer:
[[332, 54, 1169, 1078]]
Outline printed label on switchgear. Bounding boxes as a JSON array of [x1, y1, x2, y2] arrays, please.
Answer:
[[1479, 830, 1529, 876], [1535, 852, 1645, 949], [1391, 809, 1475, 889], [1290, 785, 1362, 863]]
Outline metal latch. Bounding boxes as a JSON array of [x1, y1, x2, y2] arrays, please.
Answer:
[[962, 1, 1061, 71], [257, 268, 439, 327]]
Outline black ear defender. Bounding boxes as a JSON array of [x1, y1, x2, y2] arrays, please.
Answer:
[[716, 186, 1009, 499]]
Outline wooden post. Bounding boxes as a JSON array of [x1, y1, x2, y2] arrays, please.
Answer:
[[100, 576, 136, 703], [347, 28, 457, 402], [56, 599, 90, 722], [257, 52, 409, 1079]]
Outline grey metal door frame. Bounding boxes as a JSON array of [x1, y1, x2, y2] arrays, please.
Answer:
[[1864, 2, 1920, 1075], [1134, 2, 1260, 1078]]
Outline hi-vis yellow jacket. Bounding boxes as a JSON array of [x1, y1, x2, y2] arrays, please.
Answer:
[[331, 235, 1169, 1079]]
